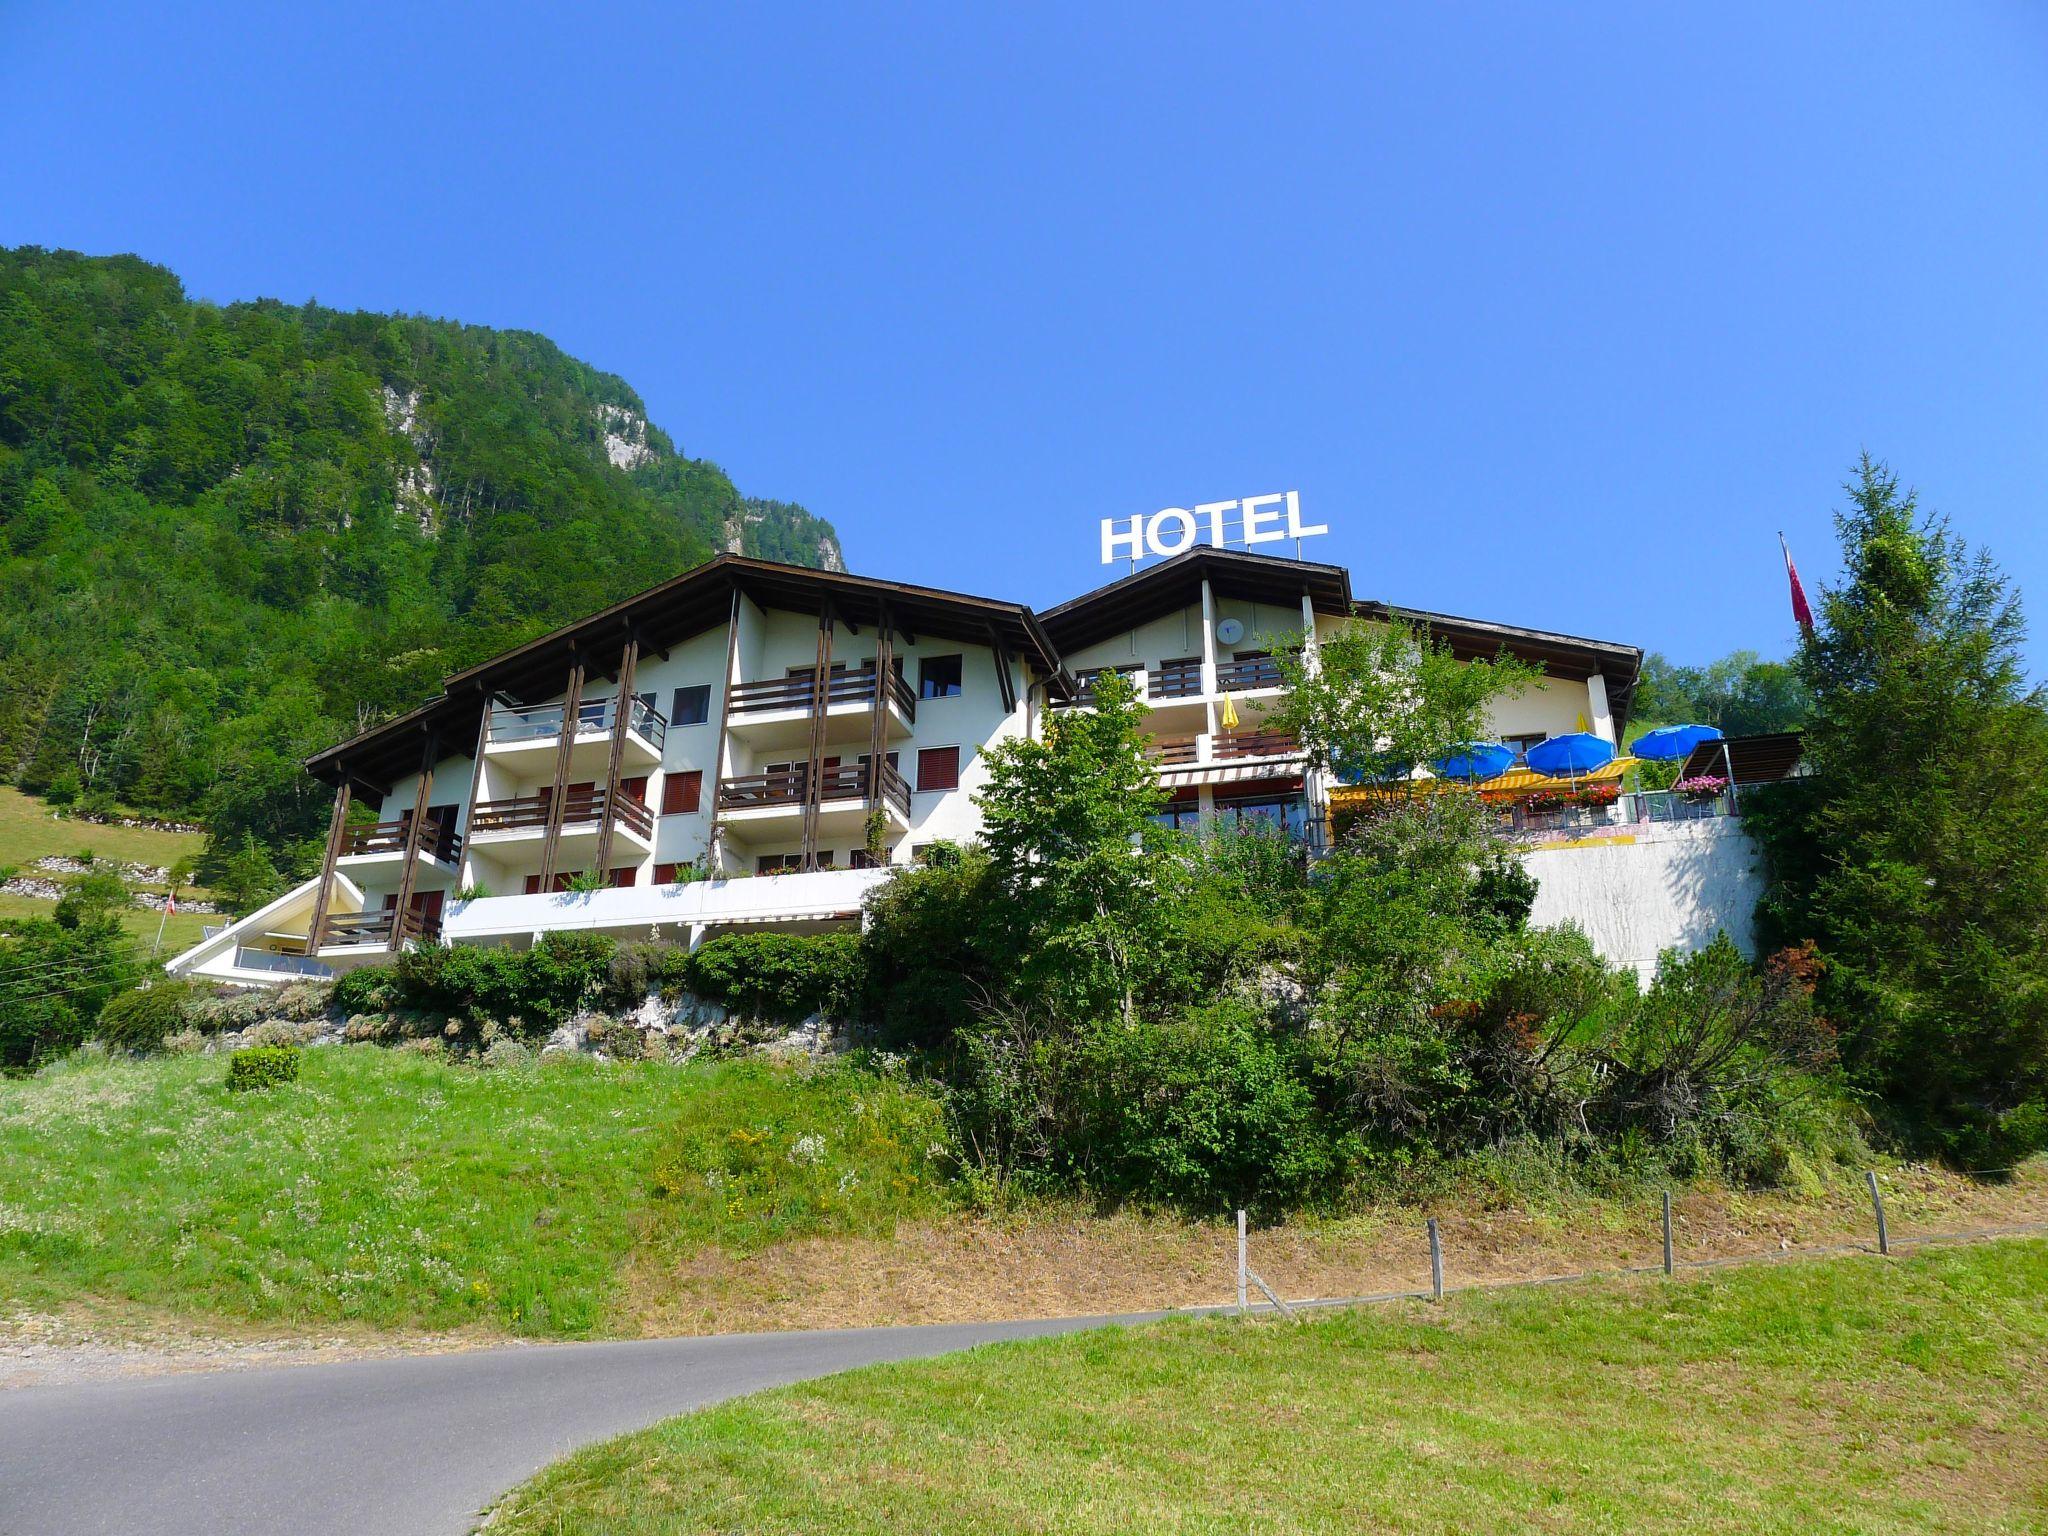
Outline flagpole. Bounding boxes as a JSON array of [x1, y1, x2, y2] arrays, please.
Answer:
[[151, 889, 174, 958]]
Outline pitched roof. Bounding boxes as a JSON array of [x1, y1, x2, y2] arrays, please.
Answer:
[[1039, 548, 1354, 654], [306, 555, 1060, 793]]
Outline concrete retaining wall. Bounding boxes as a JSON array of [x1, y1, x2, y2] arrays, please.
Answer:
[[1521, 816, 1762, 982]]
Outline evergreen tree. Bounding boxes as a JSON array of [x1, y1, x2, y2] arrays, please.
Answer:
[[1754, 457, 2048, 1164]]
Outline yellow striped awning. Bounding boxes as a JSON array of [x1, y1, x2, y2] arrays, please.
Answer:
[[1327, 755, 1641, 812]]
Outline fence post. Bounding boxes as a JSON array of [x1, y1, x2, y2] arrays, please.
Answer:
[[1237, 1209, 1248, 1314], [1662, 1191, 1674, 1276], [1866, 1170, 1890, 1256], [1428, 1217, 1444, 1302]]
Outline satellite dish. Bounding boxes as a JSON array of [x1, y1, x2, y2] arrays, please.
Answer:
[[1216, 618, 1245, 645]]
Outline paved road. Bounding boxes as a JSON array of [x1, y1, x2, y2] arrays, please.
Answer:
[[0, 1312, 1172, 1536]]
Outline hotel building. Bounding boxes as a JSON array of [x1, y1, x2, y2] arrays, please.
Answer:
[[169, 549, 1640, 986]]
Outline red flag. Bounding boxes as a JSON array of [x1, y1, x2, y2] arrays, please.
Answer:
[[164, 890, 176, 916], [1780, 532, 1814, 635]]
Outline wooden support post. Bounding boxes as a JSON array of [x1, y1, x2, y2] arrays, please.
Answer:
[[1428, 1217, 1444, 1301], [388, 733, 439, 950], [705, 588, 744, 875], [459, 690, 494, 890], [799, 606, 834, 871], [1237, 1209, 1248, 1315], [536, 654, 586, 891], [1662, 1191, 1675, 1276], [987, 625, 1017, 715], [592, 634, 641, 878], [1867, 1169, 1890, 1256], [305, 780, 352, 952], [867, 607, 893, 820]]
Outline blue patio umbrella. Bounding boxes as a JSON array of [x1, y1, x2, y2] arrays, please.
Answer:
[[1631, 723, 1723, 762], [1430, 742, 1516, 782], [1332, 747, 1411, 785], [1524, 732, 1617, 778]]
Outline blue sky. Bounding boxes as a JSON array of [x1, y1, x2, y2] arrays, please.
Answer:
[[4, 2, 2045, 672]]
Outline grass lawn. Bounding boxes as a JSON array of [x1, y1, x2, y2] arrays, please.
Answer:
[[0, 784, 206, 876], [487, 1238, 2048, 1536], [0, 1045, 949, 1338]]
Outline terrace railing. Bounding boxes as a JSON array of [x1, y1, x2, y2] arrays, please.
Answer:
[[1151, 659, 1204, 699], [727, 664, 917, 722], [717, 758, 912, 817], [338, 812, 462, 863], [1216, 654, 1285, 692], [1146, 736, 1200, 766], [1213, 727, 1301, 760], [467, 786, 653, 840], [233, 947, 335, 978], [318, 906, 439, 949], [486, 695, 667, 753]]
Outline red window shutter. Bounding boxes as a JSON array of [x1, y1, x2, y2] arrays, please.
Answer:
[[620, 776, 649, 805], [608, 866, 636, 888], [916, 746, 960, 792], [662, 770, 702, 815], [523, 874, 542, 895], [653, 862, 679, 884]]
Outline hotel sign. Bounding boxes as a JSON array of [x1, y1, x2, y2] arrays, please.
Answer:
[[1100, 491, 1326, 565]]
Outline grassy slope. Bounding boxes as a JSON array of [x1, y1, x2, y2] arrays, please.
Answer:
[[0, 785, 213, 950], [0, 785, 205, 875], [0, 1046, 947, 1338], [489, 1239, 2048, 1536]]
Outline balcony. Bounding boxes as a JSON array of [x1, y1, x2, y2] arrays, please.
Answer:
[[336, 812, 461, 871], [1151, 659, 1204, 699], [1214, 727, 1301, 761], [1217, 655, 1285, 692], [1145, 735, 1200, 767], [725, 664, 917, 750], [482, 695, 666, 778], [318, 905, 440, 951], [717, 759, 913, 846], [465, 786, 655, 858]]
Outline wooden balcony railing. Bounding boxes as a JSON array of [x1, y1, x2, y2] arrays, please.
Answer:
[[1146, 736, 1200, 766], [717, 758, 912, 818], [319, 906, 439, 949], [467, 787, 653, 840], [1151, 660, 1204, 698], [727, 664, 916, 722], [1214, 728, 1301, 760], [1061, 664, 1145, 708], [1217, 655, 1285, 692], [339, 813, 461, 863]]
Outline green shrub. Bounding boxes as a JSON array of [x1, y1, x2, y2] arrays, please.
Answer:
[[685, 933, 862, 1022], [94, 982, 197, 1051], [604, 941, 692, 1008], [227, 1045, 300, 1092], [858, 850, 1004, 1046], [328, 965, 395, 1016]]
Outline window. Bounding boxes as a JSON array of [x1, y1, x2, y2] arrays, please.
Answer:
[[919, 654, 963, 699], [524, 872, 584, 893], [916, 745, 960, 792], [608, 866, 637, 888], [1149, 789, 1202, 833], [757, 853, 802, 874], [620, 775, 648, 805], [849, 849, 882, 870], [1505, 733, 1546, 763], [661, 770, 703, 815], [1215, 792, 1310, 841], [671, 685, 711, 727], [653, 862, 681, 884]]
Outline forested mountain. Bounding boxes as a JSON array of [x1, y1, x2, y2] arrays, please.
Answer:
[[0, 247, 841, 878]]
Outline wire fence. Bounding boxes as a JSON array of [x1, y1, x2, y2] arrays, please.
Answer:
[[1228, 1174, 2048, 1318]]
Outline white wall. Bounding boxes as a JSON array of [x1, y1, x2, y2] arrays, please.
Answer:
[[1523, 817, 1762, 982]]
